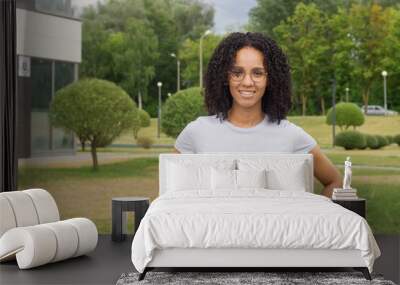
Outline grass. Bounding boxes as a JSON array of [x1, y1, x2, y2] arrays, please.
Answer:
[[289, 115, 400, 148], [19, 157, 400, 235], [113, 116, 400, 149], [325, 145, 400, 168], [19, 158, 160, 234], [18, 115, 400, 235]]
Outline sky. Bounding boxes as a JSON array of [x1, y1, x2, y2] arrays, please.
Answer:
[[72, 0, 258, 34]]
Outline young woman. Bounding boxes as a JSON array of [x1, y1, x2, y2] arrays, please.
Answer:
[[174, 32, 341, 198]]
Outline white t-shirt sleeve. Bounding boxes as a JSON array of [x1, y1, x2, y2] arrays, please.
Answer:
[[174, 122, 196, 153], [292, 125, 317, 154]]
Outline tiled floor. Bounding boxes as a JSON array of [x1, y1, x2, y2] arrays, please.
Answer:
[[0, 235, 398, 285]]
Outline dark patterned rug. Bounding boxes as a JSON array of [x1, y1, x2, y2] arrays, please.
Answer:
[[116, 271, 396, 285]]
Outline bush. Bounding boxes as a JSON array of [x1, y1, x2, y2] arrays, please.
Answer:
[[326, 102, 365, 130], [138, 109, 151, 127], [385, 135, 394, 145], [394, 134, 400, 146], [366, 135, 379, 149], [50, 79, 137, 169], [161, 87, 207, 138], [376, 135, 389, 148], [334, 131, 366, 150], [132, 109, 151, 139], [136, 136, 153, 149]]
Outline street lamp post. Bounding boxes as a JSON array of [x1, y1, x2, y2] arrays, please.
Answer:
[[345, 87, 349, 102], [381, 70, 388, 115], [199, 30, 211, 89], [157, 82, 162, 138], [170, 53, 180, 92], [331, 78, 337, 147]]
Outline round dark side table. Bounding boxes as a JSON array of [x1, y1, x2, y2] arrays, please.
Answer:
[[112, 197, 150, 242]]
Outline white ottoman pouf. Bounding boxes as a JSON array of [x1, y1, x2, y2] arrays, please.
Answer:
[[0, 189, 98, 269]]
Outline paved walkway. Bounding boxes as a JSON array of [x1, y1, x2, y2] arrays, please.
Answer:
[[18, 151, 166, 168]]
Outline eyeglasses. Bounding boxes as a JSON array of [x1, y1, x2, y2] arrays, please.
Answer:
[[229, 67, 268, 83]]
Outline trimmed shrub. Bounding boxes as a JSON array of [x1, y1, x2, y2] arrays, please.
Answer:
[[50, 79, 137, 170], [376, 135, 389, 148], [366, 135, 379, 149], [326, 102, 365, 130], [138, 109, 151, 127], [161, 87, 207, 138], [385, 135, 394, 145], [136, 136, 154, 149], [334, 131, 366, 150], [132, 109, 151, 139], [394, 134, 400, 146]]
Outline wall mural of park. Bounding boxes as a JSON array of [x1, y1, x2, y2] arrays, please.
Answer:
[[18, 0, 400, 236]]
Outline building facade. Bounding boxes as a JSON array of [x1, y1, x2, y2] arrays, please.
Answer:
[[16, 0, 81, 158]]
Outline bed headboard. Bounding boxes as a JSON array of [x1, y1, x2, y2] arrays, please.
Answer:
[[159, 153, 314, 195]]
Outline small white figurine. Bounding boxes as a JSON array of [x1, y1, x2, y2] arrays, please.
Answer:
[[343, 156, 352, 190]]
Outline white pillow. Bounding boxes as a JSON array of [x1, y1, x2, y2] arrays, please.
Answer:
[[211, 168, 236, 190], [237, 159, 308, 191], [167, 162, 211, 191], [236, 169, 267, 189], [266, 164, 306, 191]]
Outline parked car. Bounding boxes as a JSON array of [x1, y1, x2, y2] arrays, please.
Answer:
[[360, 105, 398, 116]]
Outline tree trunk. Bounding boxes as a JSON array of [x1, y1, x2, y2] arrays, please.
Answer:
[[80, 138, 85, 152], [302, 95, 307, 116], [362, 85, 371, 114], [90, 142, 98, 171], [320, 96, 325, 116]]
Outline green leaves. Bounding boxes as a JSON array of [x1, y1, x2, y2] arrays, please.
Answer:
[[161, 87, 207, 138], [50, 79, 138, 169], [252, 1, 400, 115], [326, 102, 365, 130]]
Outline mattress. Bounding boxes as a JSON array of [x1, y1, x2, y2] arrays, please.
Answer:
[[131, 190, 380, 273]]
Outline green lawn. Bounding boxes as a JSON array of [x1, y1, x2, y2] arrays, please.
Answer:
[[19, 115, 400, 234], [19, 157, 400, 235], [113, 116, 400, 148]]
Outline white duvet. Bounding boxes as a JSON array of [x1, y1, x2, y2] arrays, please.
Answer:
[[131, 190, 380, 273]]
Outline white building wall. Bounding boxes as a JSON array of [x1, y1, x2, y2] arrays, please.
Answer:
[[16, 8, 81, 63]]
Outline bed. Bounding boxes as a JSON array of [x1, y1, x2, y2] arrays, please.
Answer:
[[131, 153, 381, 281]]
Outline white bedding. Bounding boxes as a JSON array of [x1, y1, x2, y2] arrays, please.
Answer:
[[131, 190, 380, 273]]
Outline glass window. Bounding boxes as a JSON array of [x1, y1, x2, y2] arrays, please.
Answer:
[[31, 58, 52, 153], [53, 61, 75, 150], [55, 61, 75, 91], [31, 58, 52, 111]]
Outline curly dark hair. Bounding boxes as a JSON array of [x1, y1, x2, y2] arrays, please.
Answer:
[[204, 32, 292, 124]]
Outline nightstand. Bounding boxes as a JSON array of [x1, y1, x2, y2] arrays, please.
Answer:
[[332, 198, 366, 218], [112, 197, 150, 242]]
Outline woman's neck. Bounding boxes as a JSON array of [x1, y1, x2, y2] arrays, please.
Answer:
[[227, 107, 265, 128]]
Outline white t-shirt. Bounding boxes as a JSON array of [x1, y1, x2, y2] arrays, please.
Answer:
[[175, 115, 317, 154]]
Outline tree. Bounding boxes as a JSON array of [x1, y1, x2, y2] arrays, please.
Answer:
[[248, 0, 352, 38], [274, 3, 329, 116], [161, 87, 207, 138], [79, 0, 215, 117], [105, 18, 159, 101], [343, 4, 396, 112], [179, 34, 222, 87], [49, 79, 138, 170], [326, 102, 365, 130]]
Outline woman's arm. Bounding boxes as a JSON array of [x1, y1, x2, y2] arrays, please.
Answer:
[[173, 148, 181, 154], [309, 145, 342, 198]]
